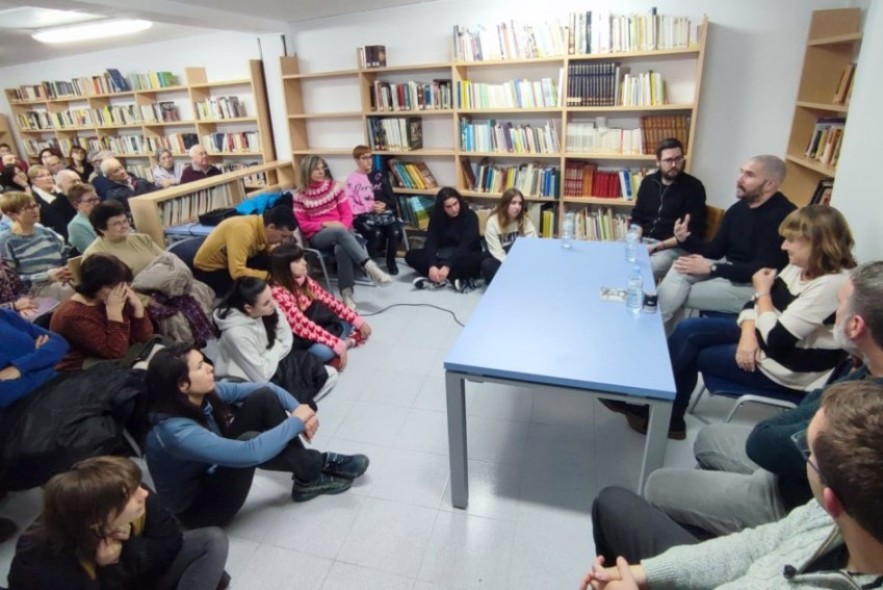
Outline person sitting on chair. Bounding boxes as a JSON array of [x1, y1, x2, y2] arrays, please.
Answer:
[[83, 201, 164, 275]]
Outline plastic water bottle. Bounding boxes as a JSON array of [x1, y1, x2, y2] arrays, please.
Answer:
[[625, 224, 640, 262], [561, 212, 574, 249], [626, 265, 644, 313]]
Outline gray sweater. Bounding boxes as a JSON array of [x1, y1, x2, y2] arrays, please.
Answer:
[[643, 501, 881, 589]]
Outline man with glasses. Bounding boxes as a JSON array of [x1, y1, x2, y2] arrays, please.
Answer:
[[630, 138, 707, 279], [656, 154, 795, 329], [584, 380, 883, 590]]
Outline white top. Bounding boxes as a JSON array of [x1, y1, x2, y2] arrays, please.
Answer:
[[484, 214, 538, 262], [212, 305, 293, 382]]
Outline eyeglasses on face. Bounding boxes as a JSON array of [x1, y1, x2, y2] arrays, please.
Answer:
[[791, 429, 822, 477], [660, 156, 684, 165], [78, 197, 100, 204], [23, 202, 40, 211], [106, 219, 130, 229], [358, 155, 372, 160]]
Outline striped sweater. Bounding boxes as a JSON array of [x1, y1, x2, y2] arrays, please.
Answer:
[[271, 277, 363, 356], [737, 264, 849, 391], [293, 180, 354, 239], [0, 226, 68, 287]]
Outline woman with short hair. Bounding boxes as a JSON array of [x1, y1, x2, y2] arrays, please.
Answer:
[[83, 201, 163, 275], [151, 148, 182, 189], [66, 145, 93, 183]]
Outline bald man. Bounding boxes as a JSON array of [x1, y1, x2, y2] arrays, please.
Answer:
[[180, 145, 222, 185]]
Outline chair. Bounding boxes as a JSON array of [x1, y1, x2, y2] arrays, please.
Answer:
[[688, 372, 802, 423], [167, 235, 207, 272], [704, 205, 725, 240], [297, 229, 373, 291]]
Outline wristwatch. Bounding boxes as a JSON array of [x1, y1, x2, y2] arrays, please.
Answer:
[[709, 263, 718, 275], [753, 291, 770, 302]]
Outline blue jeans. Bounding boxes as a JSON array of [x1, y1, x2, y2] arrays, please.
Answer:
[[307, 321, 353, 362], [668, 317, 799, 424]]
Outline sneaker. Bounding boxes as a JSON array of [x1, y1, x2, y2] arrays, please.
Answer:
[[363, 259, 392, 287], [453, 278, 478, 293], [340, 288, 357, 311], [291, 473, 352, 502], [413, 277, 427, 290], [323, 452, 370, 479]]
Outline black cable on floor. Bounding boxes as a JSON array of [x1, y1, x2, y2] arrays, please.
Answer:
[[358, 302, 465, 327]]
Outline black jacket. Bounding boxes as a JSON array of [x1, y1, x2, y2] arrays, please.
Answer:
[[105, 177, 156, 216], [8, 491, 183, 590], [630, 171, 707, 241], [424, 198, 481, 267]]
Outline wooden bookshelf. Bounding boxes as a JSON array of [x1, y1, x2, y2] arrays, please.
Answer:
[[129, 160, 297, 247], [4, 60, 276, 186], [782, 8, 862, 206], [279, 14, 709, 240]]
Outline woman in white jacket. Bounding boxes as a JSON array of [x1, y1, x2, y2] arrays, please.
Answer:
[[213, 277, 337, 406], [480, 188, 538, 284]]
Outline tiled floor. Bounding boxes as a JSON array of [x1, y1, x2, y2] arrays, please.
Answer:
[[0, 267, 764, 588]]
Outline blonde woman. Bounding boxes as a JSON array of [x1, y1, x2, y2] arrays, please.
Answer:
[[481, 188, 537, 283]]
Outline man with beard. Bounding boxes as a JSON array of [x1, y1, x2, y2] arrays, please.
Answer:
[[656, 154, 795, 329], [615, 261, 883, 542], [630, 138, 707, 279]]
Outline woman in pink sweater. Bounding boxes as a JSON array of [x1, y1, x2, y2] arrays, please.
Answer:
[[293, 155, 390, 310], [269, 243, 372, 372]]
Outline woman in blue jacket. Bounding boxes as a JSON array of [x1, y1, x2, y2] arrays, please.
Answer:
[[144, 344, 369, 528], [0, 307, 68, 411]]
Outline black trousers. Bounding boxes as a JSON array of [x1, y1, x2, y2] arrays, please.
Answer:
[[177, 388, 324, 529], [480, 256, 502, 283], [353, 215, 403, 264], [193, 253, 271, 298], [404, 248, 482, 281], [592, 487, 700, 564]]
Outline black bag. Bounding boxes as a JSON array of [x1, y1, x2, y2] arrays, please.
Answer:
[[291, 300, 344, 349], [272, 349, 329, 410], [199, 207, 239, 226]]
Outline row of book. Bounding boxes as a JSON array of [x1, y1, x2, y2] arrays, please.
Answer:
[[639, 115, 689, 155], [159, 185, 235, 227], [20, 102, 183, 130], [571, 206, 631, 241], [358, 45, 388, 69], [8, 70, 179, 101], [565, 120, 643, 155], [566, 63, 666, 107], [194, 97, 247, 120], [129, 72, 180, 91], [366, 117, 424, 151], [563, 162, 648, 199], [459, 118, 560, 154], [456, 78, 561, 110], [620, 71, 666, 107], [397, 195, 435, 229], [370, 80, 454, 112], [462, 157, 560, 198], [203, 132, 260, 154], [215, 162, 268, 188], [452, 11, 699, 62], [805, 118, 845, 167], [387, 159, 438, 190]]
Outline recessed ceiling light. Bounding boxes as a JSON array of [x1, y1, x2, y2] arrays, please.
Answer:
[[32, 19, 153, 44]]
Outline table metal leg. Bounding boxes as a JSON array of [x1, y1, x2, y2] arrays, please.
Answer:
[[446, 371, 468, 508], [638, 400, 672, 494]]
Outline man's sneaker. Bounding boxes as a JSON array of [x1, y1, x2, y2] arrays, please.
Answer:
[[363, 259, 392, 287], [453, 278, 476, 293], [323, 452, 370, 479], [413, 277, 428, 290], [291, 473, 352, 502]]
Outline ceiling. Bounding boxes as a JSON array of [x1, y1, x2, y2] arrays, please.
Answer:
[[0, 0, 426, 67]]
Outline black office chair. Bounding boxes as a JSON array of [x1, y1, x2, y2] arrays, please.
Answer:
[[167, 235, 207, 272]]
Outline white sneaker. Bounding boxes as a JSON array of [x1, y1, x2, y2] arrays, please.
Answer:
[[340, 288, 358, 311], [363, 259, 392, 287]]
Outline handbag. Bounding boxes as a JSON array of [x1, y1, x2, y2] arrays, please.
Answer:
[[361, 210, 397, 228], [198, 207, 239, 226]]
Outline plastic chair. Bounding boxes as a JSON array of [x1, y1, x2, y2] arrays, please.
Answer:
[[688, 372, 802, 423]]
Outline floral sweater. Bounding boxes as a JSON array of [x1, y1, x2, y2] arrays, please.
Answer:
[[293, 180, 354, 239], [271, 277, 364, 356]]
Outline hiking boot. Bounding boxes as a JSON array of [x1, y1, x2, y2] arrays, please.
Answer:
[[340, 287, 357, 311], [363, 259, 392, 287], [291, 473, 352, 502], [323, 452, 370, 479]]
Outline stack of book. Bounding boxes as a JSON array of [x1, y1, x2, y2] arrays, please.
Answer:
[[371, 80, 453, 112], [469, 158, 559, 198], [567, 62, 620, 106], [639, 115, 689, 155], [620, 71, 666, 107], [459, 118, 560, 154], [572, 206, 631, 241], [457, 77, 561, 109], [387, 159, 438, 190], [367, 117, 423, 151], [195, 97, 246, 120], [805, 118, 845, 167], [564, 161, 647, 199], [566, 119, 643, 154]]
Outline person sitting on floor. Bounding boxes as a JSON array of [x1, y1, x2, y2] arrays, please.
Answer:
[[144, 344, 369, 528], [480, 188, 537, 284], [0, 307, 68, 411], [50, 254, 154, 372], [344, 145, 404, 275], [406, 187, 482, 292], [584, 379, 883, 590], [268, 243, 370, 372], [193, 204, 297, 296], [602, 205, 857, 440], [7, 455, 229, 590], [213, 276, 339, 406], [83, 201, 164, 275]]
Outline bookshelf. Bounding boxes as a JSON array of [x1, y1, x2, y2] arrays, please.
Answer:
[[4, 60, 276, 188], [0, 113, 12, 149], [279, 14, 708, 239], [781, 8, 862, 206], [129, 160, 297, 247]]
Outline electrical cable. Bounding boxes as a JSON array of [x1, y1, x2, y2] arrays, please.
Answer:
[[358, 302, 465, 327]]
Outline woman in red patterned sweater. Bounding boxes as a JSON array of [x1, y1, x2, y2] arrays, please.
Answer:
[[268, 243, 372, 371]]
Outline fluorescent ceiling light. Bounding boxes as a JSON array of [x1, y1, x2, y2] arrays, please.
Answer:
[[32, 19, 153, 44], [0, 7, 102, 29]]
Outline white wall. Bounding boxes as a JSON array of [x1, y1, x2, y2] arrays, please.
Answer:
[[289, 0, 851, 207], [830, 0, 882, 263]]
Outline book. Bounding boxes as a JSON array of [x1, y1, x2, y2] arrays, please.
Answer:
[[833, 63, 856, 104], [105, 68, 131, 92], [809, 178, 834, 206]]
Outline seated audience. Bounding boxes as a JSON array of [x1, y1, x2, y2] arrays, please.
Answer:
[[604, 205, 857, 439], [0, 164, 31, 194], [0, 143, 28, 172], [0, 191, 74, 300], [193, 204, 297, 295], [27, 164, 69, 238], [406, 187, 482, 292], [638, 260, 883, 539], [37, 147, 62, 169], [65, 184, 100, 254], [87, 149, 115, 197], [269, 243, 370, 371], [295, 154, 392, 310], [344, 145, 403, 275], [151, 148, 182, 188], [631, 137, 707, 279], [144, 344, 369, 528], [43, 153, 65, 176], [0, 307, 68, 410], [657, 155, 796, 329], [83, 201, 163, 275], [180, 145, 221, 185], [49, 169, 81, 238], [213, 276, 338, 405], [0, 258, 38, 316], [585, 380, 883, 590], [7, 455, 229, 590], [480, 188, 537, 284], [66, 145, 93, 183], [100, 157, 155, 215], [50, 254, 153, 372]]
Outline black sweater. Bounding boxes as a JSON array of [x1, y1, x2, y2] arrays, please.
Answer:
[[631, 171, 707, 241], [424, 207, 481, 267], [682, 192, 795, 283]]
